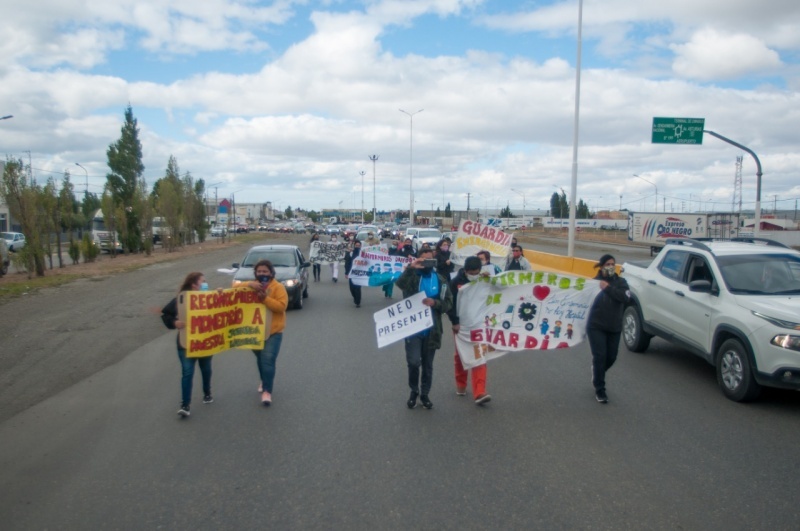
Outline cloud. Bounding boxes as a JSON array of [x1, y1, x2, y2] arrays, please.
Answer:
[[671, 28, 783, 81]]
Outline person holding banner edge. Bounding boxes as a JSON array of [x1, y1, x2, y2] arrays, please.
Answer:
[[309, 233, 321, 281], [447, 256, 491, 405], [587, 254, 631, 404], [395, 247, 453, 410], [160, 272, 213, 418], [344, 240, 363, 307], [245, 259, 289, 406]]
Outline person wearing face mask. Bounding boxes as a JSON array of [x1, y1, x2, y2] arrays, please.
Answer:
[[345, 240, 363, 307], [477, 250, 502, 277], [328, 234, 341, 282], [447, 256, 491, 404], [434, 238, 454, 279], [505, 245, 532, 271], [160, 272, 214, 418], [395, 247, 453, 410], [246, 259, 289, 406], [587, 254, 631, 404], [396, 237, 417, 259], [309, 232, 321, 281]]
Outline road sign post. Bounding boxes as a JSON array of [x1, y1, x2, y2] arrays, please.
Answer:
[[652, 117, 705, 144]]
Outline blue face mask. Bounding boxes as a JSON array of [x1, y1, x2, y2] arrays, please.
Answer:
[[257, 275, 272, 285], [200, 282, 209, 291]]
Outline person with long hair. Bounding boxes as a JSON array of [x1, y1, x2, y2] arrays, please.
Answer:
[[344, 240, 363, 307], [245, 259, 289, 406], [309, 232, 321, 281], [587, 254, 631, 404], [160, 272, 213, 418], [434, 238, 454, 279]]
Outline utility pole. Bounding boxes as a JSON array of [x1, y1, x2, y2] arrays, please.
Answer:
[[369, 155, 378, 222], [359, 170, 366, 222]]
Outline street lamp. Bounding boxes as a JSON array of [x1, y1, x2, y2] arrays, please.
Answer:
[[1, 115, 12, 121], [399, 108, 423, 225], [359, 170, 366, 222], [511, 188, 526, 224], [74, 163, 89, 195], [633, 174, 657, 212], [369, 155, 378, 223]]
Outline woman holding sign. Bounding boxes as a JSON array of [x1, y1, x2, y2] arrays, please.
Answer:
[[160, 272, 213, 418], [245, 259, 289, 406]]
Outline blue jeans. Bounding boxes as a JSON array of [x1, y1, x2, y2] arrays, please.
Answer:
[[177, 347, 212, 405], [253, 333, 283, 393]]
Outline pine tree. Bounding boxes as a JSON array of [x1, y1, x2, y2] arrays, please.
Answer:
[[106, 105, 145, 253]]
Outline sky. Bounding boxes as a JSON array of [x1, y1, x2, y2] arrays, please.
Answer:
[[1, 0, 799, 217]]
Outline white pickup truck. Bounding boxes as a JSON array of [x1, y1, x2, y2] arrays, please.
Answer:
[[622, 237, 800, 402]]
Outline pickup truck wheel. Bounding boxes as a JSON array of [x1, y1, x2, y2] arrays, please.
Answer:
[[622, 306, 651, 352], [716, 338, 761, 402]]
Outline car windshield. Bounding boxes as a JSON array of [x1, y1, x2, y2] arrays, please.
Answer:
[[242, 250, 297, 268], [716, 253, 800, 295], [418, 230, 442, 238], [0, 233, 11, 241]]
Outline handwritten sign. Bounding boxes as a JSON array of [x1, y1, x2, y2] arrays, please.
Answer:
[[373, 292, 433, 348], [350, 250, 414, 287], [309, 241, 347, 264]]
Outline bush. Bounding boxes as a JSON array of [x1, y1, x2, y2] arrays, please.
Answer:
[[81, 234, 100, 263], [68, 238, 81, 265]]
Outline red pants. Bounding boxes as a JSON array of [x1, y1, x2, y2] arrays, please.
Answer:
[[454, 349, 487, 397]]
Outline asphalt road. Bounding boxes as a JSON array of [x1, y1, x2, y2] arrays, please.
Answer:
[[1, 234, 799, 529]]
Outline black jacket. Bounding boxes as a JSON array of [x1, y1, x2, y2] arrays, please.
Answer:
[[344, 248, 360, 275], [436, 250, 454, 279], [446, 268, 472, 326], [587, 272, 631, 333]]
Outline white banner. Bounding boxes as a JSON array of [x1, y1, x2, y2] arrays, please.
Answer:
[[450, 219, 513, 266], [310, 241, 347, 264], [349, 250, 414, 287], [373, 292, 434, 348], [454, 270, 601, 369]]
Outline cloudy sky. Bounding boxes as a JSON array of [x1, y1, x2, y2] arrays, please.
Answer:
[[1, 0, 798, 216]]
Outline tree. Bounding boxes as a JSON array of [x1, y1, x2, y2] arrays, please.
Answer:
[[153, 156, 184, 252], [500, 203, 513, 218], [0, 158, 47, 276], [285, 205, 293, 219], [444, 203, 452, 217], [41, 177, 60, 269], [106, 105, 145, 253], [435, 207, 441, 216]]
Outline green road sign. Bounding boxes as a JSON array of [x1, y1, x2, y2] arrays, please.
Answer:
[[652, 117, 705, 144]]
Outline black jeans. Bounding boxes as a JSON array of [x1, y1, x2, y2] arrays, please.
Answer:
[[588, 328, 621, 392], [349, 279, 361, 305], [312, 264, 321, 280], [405, 334, 435, 395]]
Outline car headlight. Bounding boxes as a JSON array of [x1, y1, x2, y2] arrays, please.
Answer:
[[770, 335, 800, 352], [753, 311, 800, 330], [283, 279, 298, 288]]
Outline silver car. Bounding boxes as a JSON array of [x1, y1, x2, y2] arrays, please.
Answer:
[[1, 232, 26, 252]]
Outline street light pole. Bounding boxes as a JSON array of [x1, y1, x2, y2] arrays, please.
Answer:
[[633, 174, 658, 212], [369, 155, 378, 223], [399, 108, 423, 225], [0, 115, 13, 121], [359, 170, 366, 222], [511, 188, 526, 224], [75, 163, 89, 195]]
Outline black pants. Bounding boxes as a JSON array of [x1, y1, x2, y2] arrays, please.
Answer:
[[405, 334, 435, 395], [349, 279, 361, 305], [588, 328, 621, 392], [312, 264, 321, 280]]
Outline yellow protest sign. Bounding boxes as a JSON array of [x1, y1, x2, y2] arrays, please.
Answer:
[[181, 287, 271, 358]]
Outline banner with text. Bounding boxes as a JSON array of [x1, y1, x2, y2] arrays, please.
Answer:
[[349, 250, 414, 287], [451, 219, 513, 266], [453, 270, 600, 369], [310, 241, 347, 264], [182, 287, 270, 358], [373, 291, 434, 348]]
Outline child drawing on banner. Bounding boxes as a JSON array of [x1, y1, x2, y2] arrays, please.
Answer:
[[566, 323, 574, 340], [552, 320, 562, 338], [540, 318, 549, 335]]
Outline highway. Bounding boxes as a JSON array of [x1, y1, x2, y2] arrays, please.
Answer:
[[1, 234, 798, 529]]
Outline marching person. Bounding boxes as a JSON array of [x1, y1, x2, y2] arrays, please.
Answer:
[[364, 230, 381, 247], [345, 240, 363, 308], [329, 233, 341, 282], [309, 232, 321, 282], [161, 272, 214, 418], [587, 254, 631, 404], [395, 247, 453, 410], [245, 259, 289, 406], [447, 256, 491, 405], [505, 245, 532, 271], [477, 250, 502, 277], [396, 237, 417, 259], [434, 239, 455, 280]]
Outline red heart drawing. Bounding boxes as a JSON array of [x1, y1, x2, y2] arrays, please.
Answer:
[[533, 285, 550, 300]]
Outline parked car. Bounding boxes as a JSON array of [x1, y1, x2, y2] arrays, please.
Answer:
[[0, 232, 26, 252], [210, 226, 227, 237], [0, 239, 9, 276], [231, 244, 310, 310], [623, 237, 800, 402]]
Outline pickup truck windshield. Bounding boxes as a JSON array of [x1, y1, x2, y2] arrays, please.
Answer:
[[716, 253, 800, 295]]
